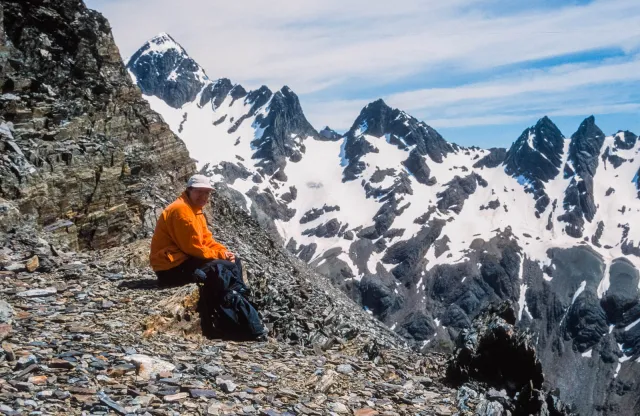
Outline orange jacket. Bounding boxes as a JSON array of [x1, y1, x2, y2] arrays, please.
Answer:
[[149, 191, 228, 271]]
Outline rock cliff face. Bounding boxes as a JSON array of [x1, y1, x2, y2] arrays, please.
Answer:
[[0, 0, 193, 250]]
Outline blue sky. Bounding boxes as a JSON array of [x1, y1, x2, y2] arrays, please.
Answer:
[[88, 0, 639, 148]]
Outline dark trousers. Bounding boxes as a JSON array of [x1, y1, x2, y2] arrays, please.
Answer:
[[155, 256, 210, 287]]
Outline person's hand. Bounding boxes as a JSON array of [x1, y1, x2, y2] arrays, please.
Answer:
[[225, 251, 236, 262]]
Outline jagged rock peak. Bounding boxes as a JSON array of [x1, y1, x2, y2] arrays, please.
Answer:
[[567, 115, 606, 178], [260, 85, 318, 139], [199, 77, 234, 109], [347, 99, 453, 163], [249, 85, 319, 175], [319, 126, 342, 141], [127, 32, 209, 108], [349, 99, 401, 137], [136, 32, 188, 58], [504, 116, 565, 183]]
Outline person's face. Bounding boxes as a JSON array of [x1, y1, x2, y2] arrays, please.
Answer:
[[188, 187, 212, 209]]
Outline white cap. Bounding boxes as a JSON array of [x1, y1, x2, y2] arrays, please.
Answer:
[[187, 174, 214, 190]]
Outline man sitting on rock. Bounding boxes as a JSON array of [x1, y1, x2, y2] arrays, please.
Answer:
[[149, 174, 236, 287]]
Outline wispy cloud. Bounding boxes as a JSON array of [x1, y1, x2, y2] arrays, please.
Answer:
[[87, 0, 640, 142]]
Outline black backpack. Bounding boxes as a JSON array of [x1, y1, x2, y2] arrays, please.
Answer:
[[193, 259, 267, 341]]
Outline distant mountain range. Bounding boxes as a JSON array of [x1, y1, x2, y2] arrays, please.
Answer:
[[127, 32, 640, 415]]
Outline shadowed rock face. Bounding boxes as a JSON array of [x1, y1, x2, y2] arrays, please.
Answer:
[[614, 131, 638, 150], [558, 116, 606, 237], [504, 116, 565, 214], [602, 258, 639, 323], [252, 86, 319, 176], [199, 78, 234, 109], [448, 302, 572, 415], [0, 0, 193, 249], [473, 147, 507, 169], [127, 33, 207, 108], [436, 173, 487, 214]]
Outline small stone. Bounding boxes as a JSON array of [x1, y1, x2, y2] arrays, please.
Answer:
[[36, 390, 53, 400], [336, 364, 353, 374], [0, 405, 15, 414], [207, 401, 223, 415], [68, 386, 96, 394], [184, 401, 199, 409], [25, 256, 39, 272], [14, 354, 37, 371], [23, 399, 37, 408], [328, 402, 349, 413], [354, 409, 378, 416], [0, 323, 11, 340], [316, 370, 336, 393], [164, 392, 188, 402], [98, 391, 127, 415], [101, 300, 115, 309], [0, 300, 14, 323], [122, 346, 137, 354], [125, 354, 175, 380], [131, 395, 155, 406], [54, 390, 71, 400], [2, 342, 15, 361], [16, 287, 57, 297], [48, 358, 76, 369], [189, 388, 217, 398], [28, 375, 47, 385], [216, 378, 237, 393], [415, 376, 432, 387], [434, 405, 453, 416], [199, 364, 222, 377], [424, 391, 440, 400], [12, 381, 34, 392], [4, 263, 23, 272]]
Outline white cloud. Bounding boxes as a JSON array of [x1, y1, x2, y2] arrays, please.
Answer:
[[386, 57, 640, 111]]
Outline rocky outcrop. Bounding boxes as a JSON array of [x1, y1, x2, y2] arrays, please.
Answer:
[[436, 173, 487, 213], [448, 302, 573, 415], [614, 130, 638, 150], [402, 148, 436, 185], [504, 116, 565, 214], [558, 116, 605, 238], [0, 0, 193, 250], [473, 147, 507, 169]]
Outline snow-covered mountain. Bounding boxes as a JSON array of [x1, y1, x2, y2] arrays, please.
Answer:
[[127, 33, 640, 414]]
